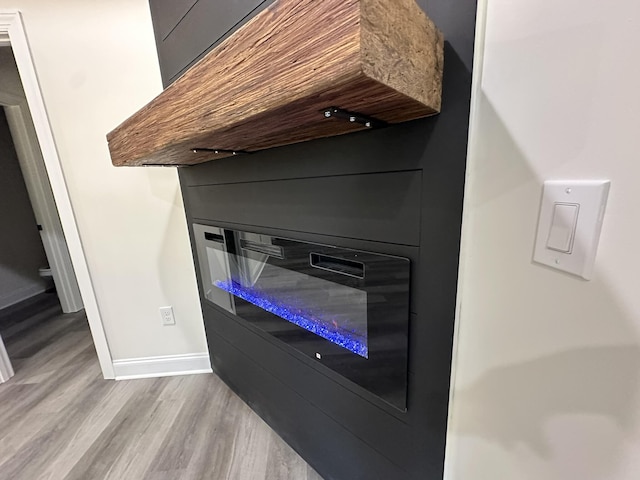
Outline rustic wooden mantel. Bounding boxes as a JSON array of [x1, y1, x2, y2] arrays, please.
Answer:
[[107, 0, 444, 167]]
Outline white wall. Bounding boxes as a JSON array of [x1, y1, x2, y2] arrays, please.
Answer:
[[447, 0, 640, 479], [0, 1, 208, 361]]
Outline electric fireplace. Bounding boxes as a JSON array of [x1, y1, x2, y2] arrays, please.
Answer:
[[193, 223, 411, 410]]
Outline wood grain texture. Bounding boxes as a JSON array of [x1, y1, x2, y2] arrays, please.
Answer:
[[0, 294, 323, 480], [107, 0, 443, 166], [361, 0, 444, 111]]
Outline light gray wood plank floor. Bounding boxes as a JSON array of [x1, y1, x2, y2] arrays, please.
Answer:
[[0, 294, 323, 480]]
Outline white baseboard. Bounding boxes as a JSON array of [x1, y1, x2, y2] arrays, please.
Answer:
[[112, 353, 212, 380]]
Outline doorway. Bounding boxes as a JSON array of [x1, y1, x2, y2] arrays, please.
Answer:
[[0, 48, 84, 381], [0, 48, 83, 314], [0, 11, 114, 380]]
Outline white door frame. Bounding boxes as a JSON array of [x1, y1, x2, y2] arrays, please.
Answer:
[[1, 101, 84, 314], [0, 11, 115, 378], [0, 335, 13, 383]]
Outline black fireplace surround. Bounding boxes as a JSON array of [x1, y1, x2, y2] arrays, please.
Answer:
[[161, 0, 477, 478]]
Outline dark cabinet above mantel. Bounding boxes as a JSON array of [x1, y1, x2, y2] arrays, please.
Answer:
[[107, 0, 444, 167]]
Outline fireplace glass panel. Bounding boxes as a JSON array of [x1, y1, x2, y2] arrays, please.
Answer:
[[193, 223, 410, 410]]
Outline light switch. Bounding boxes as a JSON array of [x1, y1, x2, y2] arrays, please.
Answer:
[[533, 180, 610, 280], [546, 203, 579, 253]]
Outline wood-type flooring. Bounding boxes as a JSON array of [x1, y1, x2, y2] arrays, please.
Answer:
[[0, 294, 323, 480]]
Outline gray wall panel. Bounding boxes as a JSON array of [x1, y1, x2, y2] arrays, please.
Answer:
[[149, 0, 199, 40], [0, 109, 48, 310]]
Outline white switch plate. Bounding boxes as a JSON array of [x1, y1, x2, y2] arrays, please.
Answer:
[[533, 180, 610, 280]]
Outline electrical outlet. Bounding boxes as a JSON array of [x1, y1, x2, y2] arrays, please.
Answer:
[[160, 306, 175, 326]]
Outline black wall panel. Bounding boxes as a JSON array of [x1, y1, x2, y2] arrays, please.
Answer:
[[209, 333, 407, 480], [159, 0, 478, 478], [150, 0, 274, 86], [186, 171, 422, 246], [204, 304, 415, 464]]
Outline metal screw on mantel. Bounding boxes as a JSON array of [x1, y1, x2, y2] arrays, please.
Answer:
[[321, 107, 387, 129]]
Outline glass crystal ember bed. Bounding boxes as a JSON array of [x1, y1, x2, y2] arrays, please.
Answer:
[[214, 279, 369, 358]]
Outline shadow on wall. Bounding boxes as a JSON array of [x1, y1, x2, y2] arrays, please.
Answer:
[[451, 92, 640, 480], [145, 167, 194, 302], [147, 168, 205, 345], [454, 345, 640, 452]]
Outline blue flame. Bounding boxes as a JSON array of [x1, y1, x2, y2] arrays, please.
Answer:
[[214, 280, 368, 358]]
